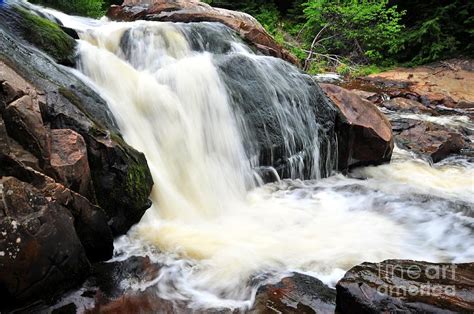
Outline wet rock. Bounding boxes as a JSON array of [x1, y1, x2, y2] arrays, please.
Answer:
[[252, 273, 336, 313], [0, 28, 154, 236], [320, 84, 394, 169], [381, 97, 436, 115], [0, 3, 76, 66], [0, 177, 90, 310], [336, 260, 474, 313], [394, 119, 466, 162], [107, 0, 299, 65], [0, 14, 153, 309]]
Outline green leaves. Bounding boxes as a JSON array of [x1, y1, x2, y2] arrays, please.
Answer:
[[302, 0, 405, 64]]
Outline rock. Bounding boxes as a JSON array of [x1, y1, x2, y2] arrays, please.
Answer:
[[0, 177, 90, 310], [320, 84, 394, 169], [3, 94, 51, 164], [252, 273, 336, 313], [0, 11, 153, 309], [50, 129, 93, 199], [336, 260, 474, 313], [394, 119, 466, 162], [107, 0, 299, 66], [381, 97, 436, 115], [0, 27, 154, 236], [0, 3, 76, 66]]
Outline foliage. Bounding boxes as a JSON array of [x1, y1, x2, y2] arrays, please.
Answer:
[[394, 0, 474, 65], [302, 0, 405, 64], [30, 0, 105, 18]]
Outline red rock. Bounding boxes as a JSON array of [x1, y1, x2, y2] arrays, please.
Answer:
[[321, 84, 394, 169], [107, 0, 299, 65], [3, 95, 51, 162], [0, 177, 91, 309], [252, 273, 336, 313], [50, 129, 93, 198], [395, 120, 465, 162]]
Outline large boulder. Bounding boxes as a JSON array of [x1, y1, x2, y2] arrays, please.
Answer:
[[251, 273, 336, 313], [336, 260, 474, 313], [107, 0, 299, 65], [321, 84, 394, 170], [0, 177, 90, 310]]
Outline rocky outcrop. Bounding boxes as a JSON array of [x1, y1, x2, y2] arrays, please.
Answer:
[[0, 4, 154, 309], [321, 84, 394, 169], [251, 273, 336, 313], [0, 10, 154, 235], [336, 260, 474, 313], [107, 0, 299, 65]]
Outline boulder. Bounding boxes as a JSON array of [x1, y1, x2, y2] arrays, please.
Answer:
[[336, 260, 474, 313], [321, 84, 394, 169], [0, 177, 90, 310], [251, 273, 336, 313], [107, 0, 299, 65], [393, 119, 466, 162]]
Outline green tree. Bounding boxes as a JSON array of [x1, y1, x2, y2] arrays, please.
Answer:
[[302, 0, 405, 65]]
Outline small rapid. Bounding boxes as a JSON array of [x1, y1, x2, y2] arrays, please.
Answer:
[[41, 6, 474, 311]]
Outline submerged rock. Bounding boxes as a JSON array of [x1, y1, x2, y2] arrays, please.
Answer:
[[252, 273, 336, 313], [107, 0, 299, 66], [320, 84, 394, 170], [336, 260, 474, 313]]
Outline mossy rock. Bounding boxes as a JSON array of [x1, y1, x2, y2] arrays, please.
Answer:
[[14, 7, 76, 66]]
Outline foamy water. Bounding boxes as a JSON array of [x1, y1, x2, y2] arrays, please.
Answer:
[[40, 9, 474, 311]]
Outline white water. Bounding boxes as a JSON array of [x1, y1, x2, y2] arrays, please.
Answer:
[[43, 9, 474, 311]]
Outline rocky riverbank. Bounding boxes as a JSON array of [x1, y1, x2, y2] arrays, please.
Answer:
[[341, 59, 474, 162]]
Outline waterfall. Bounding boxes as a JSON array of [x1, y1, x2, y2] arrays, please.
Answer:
[[41, 11, 473, 310]]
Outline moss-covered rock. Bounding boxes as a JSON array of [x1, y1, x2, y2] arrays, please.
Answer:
[[14, 7, 76, 66], [0, 4, 76, 65]]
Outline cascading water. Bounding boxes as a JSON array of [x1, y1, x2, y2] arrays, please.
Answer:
[[35, 5, 474, 311]]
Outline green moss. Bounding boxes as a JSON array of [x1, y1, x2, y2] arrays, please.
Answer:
[[15, 8, 76, 65], [125, 162, 151, 209]]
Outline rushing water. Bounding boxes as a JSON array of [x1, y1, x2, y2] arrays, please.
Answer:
[[36, 5, 474, 311]]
